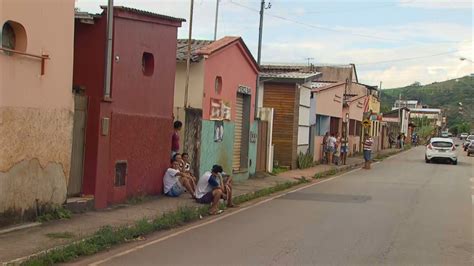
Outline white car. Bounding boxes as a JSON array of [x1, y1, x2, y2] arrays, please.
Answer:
[[425, 137, 458, 165], [460, 133, 468, 140]]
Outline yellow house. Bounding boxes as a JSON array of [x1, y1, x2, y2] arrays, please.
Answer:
[[0, 0, 75, 222]]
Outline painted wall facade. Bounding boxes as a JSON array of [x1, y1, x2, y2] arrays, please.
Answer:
[[314, 85, 344, 118], [74, 9, 181, 208], [0, 0, 75, 221]]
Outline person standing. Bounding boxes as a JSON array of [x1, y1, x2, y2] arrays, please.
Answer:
[[363, 135, 373, 170], [340, 133, 349, 165], [322, 132, 329, 164], [327, 133, 337, 165], [171, 120, 182, 157]]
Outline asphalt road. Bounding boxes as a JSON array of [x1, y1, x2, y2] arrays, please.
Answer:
[[79, 146, 473, 266]]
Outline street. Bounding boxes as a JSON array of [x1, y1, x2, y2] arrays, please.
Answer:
[[77, 146, 473, 266]]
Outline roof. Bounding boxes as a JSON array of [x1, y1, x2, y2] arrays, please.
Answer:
[[261, 64, 358, 83], [176, 39, 214, 62], [410, 108, 441, 113], [176, 36, 259, 72], [311, 81, 346, 92], [101, 6, 185, 23], [260, 71, 321, 83]]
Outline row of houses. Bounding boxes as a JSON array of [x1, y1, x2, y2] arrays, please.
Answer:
[[0, 1, 389, 223]]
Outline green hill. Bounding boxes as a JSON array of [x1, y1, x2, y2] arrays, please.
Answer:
[[380, 75, 474, 132]]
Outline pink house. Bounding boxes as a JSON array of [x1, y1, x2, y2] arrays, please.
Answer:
[[173, 37, 259, 181]]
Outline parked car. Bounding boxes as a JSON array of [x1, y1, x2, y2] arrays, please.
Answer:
[[441, 132, 449, 138], [467, 140, 474, 156], [425, 137, 458, 165], [460, 133, 468, 140], [463, 135, 474, 151]]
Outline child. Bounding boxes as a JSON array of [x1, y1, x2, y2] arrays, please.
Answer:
[[181, 153, 196, 183]]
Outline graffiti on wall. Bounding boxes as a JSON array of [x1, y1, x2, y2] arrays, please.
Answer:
[[210, 98, 231, 121], [214, 121, 224, 142]]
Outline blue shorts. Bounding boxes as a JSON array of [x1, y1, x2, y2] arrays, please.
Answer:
[[166, 182, 184, 197], [327, 146, 335, 153], [341, 146, 349, 153], [363, 150, 372, 161]]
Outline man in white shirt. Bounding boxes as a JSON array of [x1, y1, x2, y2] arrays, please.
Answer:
[[195, 165, 234, 215], [163, 159, 195, 198]]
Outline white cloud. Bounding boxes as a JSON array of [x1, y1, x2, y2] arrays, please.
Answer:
[[399, 0, 473, 9]]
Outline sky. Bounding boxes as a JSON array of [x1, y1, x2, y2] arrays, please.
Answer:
[[75, 0, 473, 88]]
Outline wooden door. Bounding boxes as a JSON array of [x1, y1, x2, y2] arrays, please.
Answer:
[[184, 108, 202, 177], [256, 121, 268, 172], [68, 94, 88, 196]]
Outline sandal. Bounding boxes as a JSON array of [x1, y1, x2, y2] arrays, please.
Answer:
[[208, 209, 224, 215]]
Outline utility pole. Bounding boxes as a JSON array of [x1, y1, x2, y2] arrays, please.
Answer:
[[184, 0, 194, 108], [257, 0, 271, 65], [104, 0, 114, 99], [213, 0, 220, 41], [305, 57, 314, 66], [398, 93, 402, 133]]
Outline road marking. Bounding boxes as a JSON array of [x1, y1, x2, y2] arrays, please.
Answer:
[[89, 168, 363, 266]]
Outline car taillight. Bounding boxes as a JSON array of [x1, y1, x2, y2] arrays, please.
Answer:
[[427, 144, 433, 150]]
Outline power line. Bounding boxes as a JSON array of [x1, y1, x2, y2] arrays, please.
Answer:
[[227, 0, 468, 45], [357, 50, 461, 66]]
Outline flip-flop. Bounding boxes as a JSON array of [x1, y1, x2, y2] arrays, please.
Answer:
[[209, 209, 224, 215]]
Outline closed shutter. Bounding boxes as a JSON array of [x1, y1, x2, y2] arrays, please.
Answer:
[[232, 94, 243, 171]]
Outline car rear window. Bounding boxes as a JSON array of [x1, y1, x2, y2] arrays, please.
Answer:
[[431, 142, 452, 148], [467, 136, 474, 140]]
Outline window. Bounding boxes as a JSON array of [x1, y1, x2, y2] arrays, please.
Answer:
[[142, 52, 154, 76], [1, 20, 27, 55], [215, 76, 222, 94], [115, 161, 127, 186]]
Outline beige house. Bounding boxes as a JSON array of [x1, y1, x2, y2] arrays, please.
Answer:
[[0, 0, 75, 223]]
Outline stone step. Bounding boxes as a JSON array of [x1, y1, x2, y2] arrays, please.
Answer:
[[65, 196, 95, 214]]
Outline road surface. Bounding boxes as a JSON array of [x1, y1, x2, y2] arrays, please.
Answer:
[[78, 146, 473, 266]]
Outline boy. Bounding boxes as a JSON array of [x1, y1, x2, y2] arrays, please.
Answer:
[[163, 159, 196, 198]]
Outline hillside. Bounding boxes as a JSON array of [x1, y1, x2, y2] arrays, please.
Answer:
[[381, 76, 474, 129]]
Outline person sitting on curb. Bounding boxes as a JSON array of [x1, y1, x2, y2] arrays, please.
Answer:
[[363, 135, 373, 170], [173, 153, 196, 184], [195, 165, 235, 215], [163, 159, 196, 198]]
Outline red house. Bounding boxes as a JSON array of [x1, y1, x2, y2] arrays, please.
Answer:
[[72, 6, 184, 208]]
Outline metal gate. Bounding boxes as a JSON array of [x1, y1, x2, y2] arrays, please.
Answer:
[[184, 108, 202, 177], [256, 121, 268, 172], [232, 94, 244, 171], [68, 94, 88, 196]]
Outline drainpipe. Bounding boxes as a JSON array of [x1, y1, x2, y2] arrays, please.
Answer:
[[104, 0, 114, 99]]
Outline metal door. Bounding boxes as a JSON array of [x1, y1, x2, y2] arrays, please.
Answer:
[[232, 94, 244, 171], [184, 108, 202, 177], [68, 94, 88, 196]]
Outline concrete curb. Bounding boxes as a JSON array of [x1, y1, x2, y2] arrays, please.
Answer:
[[0, 222, 41, 236]]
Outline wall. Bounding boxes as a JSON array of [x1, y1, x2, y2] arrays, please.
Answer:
[[198, 40, 258, 179], [297, 84, 311, 155], [0, 0, 74, 218], [368, 95, 380, 113], [202, 42, 257, 122], [314, 84, 344, 118], [173, 61, 205, 115], [74, 10, 181, 208]]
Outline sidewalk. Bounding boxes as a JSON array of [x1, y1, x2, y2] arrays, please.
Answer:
[[0, 148, 400, 263]]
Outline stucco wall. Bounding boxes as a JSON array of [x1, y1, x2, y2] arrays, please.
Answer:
[[315, 85, 344, 118], [0, 0, 74, 216], [174, 61, 205, 111], [198, 120, 257, 182], [199, 120, 235, 178], [0, 107, 72, 213]]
